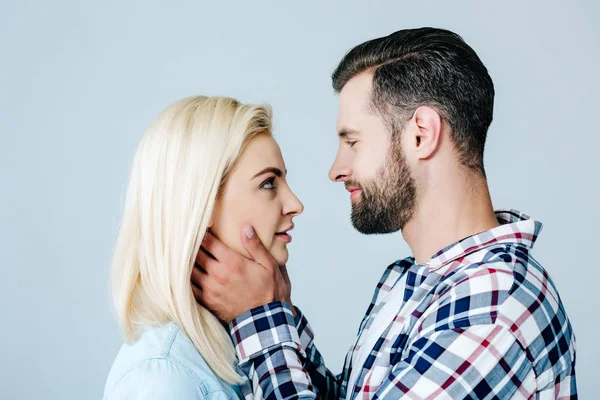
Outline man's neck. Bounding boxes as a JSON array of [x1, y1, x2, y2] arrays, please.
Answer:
[[402, 172, 499, 265]]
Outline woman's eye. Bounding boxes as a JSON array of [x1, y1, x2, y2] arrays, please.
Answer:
[[346, 140, 357, 148], [260, 176, 276, 190]]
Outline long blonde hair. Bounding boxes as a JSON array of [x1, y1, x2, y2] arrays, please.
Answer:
[[111, 96, 272, 383]]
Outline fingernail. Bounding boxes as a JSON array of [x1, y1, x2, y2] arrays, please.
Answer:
[[243, 225, 255, 239]]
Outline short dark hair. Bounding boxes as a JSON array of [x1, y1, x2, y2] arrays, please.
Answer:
[[332, 27, 494, 174]]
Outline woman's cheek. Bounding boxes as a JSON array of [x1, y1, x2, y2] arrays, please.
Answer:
[[211, 199, 248, 256]]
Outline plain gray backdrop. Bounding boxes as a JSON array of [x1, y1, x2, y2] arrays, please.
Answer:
[[2, 0, 599, 398]]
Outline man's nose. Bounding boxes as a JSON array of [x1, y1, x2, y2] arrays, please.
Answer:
[[329, 151, 351, 182]]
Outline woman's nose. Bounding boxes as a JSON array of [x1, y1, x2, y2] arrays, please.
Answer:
[[284, 187, 304, 216]]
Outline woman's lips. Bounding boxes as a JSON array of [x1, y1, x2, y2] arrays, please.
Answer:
[[275, 232, 292, 243], [275, 223, 294, 243]]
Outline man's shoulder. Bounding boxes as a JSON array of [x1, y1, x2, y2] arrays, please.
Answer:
[[424, 255, 518, 330], [437, 244, 567, 323], [455, 245, 569, 332], [443, 242, 552, 298], [430, 246, 575, 373]]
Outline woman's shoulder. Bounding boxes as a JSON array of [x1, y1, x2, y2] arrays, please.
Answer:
[[103, 323, 238, 399]]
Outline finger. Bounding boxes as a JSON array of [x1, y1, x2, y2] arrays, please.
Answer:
[[240, 225, 275, 270], [191, 263, 208, 287], [195, 249, 221, 275], [192, 284, 217, 311], [192, 283, 203, 303], [191, 267, 222, 306], [194, 262, 207, 274], [200, 231, 229, 261]]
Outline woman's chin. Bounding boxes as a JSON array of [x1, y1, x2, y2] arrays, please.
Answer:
[[272, 248, 289, 266]]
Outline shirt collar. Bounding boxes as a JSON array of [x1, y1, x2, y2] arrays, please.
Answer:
[[426, 209, 543, 271]]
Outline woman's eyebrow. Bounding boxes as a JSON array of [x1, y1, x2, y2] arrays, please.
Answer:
[[250, 167, 286, 180]]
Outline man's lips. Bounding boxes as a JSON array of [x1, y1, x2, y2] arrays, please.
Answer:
[[346, 187, 362, 199]]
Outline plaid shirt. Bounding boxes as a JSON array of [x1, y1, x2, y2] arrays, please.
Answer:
[[230, 210, 577, 399]]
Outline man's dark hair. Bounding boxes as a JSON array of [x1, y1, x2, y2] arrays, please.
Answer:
[[332, 27, 494, 174]]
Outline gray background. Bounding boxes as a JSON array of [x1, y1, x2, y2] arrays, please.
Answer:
[[2, 0, 598, 398]]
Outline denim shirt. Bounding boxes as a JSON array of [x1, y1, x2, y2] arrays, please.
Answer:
[[103, 322, 243, 399]]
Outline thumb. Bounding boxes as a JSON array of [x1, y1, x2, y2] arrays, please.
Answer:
[[241, 225, 274, 270]]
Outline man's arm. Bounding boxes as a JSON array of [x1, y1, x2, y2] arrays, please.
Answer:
[[293, 307, 341, 396], [230, 302, 339, 400]]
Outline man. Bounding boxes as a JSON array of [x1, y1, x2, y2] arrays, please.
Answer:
[[194, 27, 577, 399]]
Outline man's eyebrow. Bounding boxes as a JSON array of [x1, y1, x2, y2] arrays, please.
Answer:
[[338, 129, 360, 138], [250, 167, 286, 180]]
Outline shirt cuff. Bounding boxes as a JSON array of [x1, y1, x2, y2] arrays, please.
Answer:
[[293, 306, 315, 351], [229, 301, 302, 362]]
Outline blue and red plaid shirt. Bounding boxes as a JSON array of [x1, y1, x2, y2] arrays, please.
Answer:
[[230, 210, 577, 399]]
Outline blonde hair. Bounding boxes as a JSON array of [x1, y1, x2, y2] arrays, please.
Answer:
[[111, 96, 272, 383]]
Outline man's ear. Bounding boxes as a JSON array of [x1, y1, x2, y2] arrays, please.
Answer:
[[412, 106, 443, 160]]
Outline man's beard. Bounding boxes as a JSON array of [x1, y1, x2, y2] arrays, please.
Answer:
[[349, 138, 417, 234]]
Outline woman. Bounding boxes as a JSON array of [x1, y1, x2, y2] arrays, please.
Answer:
[[103, 96, 303, 399]]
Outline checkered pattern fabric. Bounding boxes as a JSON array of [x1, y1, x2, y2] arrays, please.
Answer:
[[230, 210, 577, 399]]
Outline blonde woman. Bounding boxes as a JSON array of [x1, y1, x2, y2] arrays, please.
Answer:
[[103, 96, 303, 399]]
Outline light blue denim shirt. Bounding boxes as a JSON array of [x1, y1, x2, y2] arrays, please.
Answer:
[[103, 322, 243, 399]]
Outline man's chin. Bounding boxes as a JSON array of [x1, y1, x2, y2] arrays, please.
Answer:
[[351, 210, 402, 235], [350, 195, 362, 204]]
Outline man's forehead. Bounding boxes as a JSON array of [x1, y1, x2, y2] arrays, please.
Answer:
[[337, 71, 373, 131]]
